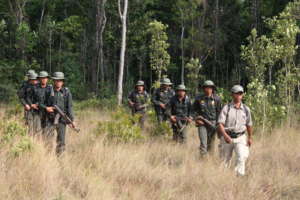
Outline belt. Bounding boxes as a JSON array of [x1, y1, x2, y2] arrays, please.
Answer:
[[227, 131, 245, 139]]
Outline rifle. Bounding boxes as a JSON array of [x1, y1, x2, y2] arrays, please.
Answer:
[[174, 116, 190, 133], [53, 105, 80, 133], [195, 115, 217, 130]]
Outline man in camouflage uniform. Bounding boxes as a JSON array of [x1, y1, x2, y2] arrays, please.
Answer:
[[167, 85, 192, 143], [17, 69, 36, 125], [152, 78, 175, 123], [128, 80, 149, 128], [18, 72, 40, 134], [193, 80, 222, 155], [45, 72, 74, 155], [33, 71, 54, 134], [218, 85, 253, 176]]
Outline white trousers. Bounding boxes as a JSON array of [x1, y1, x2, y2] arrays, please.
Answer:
[[219, 134, 249, 176]]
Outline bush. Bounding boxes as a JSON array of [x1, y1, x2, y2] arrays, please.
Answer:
[[74, 96, 118, 111], [10, 136, 33, 157], [147, 109, 173, 137], [1, 120, 26, 144], [96, 108, 144, 143]]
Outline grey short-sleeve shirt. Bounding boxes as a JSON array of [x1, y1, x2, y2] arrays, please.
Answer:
[[218, 103, 252, 133]]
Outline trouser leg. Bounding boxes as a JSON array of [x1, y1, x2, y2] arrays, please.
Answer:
[[207, 127, 216, 152], [56, 123, 66, 156], [172, 123, 187, 143], [198, 126, 208, 154], [234, 134, 249, 176], [220, 137, 234, 167]]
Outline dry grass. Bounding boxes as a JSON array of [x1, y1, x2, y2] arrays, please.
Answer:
[[0, 106, 300, 200]]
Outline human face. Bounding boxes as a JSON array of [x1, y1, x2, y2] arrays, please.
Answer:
[[177, 90, 186, 98], [54, 80, 64, 89], [39, 77, 48, 85], [30, 79, 38, 85], [203, 87, 213, 96], [161, 84, 169, 90], [232, 92, 243, 103], [137, 85, 144, 92]]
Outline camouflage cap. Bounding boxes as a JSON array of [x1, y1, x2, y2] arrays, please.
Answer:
[[176, 84, 187, 91], [28, 73, 38, 80], [52, 72, 65, 80], [160, 78, 172, 85], [26, 69, 36, 76], [38, 71, 49, 78], [135, 80, 145, 86], [202, 80, 216, 88], [231, 85, 244, 93]]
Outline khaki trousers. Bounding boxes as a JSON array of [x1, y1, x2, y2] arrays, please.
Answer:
[[219, 134, 249, 176]]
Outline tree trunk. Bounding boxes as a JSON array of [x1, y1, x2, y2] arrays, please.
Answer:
[[117, 0, 128, 106], [180, 11, 185, 85]]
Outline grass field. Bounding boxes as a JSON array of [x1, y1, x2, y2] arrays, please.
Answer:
[[0, 106, 299, 200]]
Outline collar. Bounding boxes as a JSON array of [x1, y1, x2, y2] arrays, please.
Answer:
[[229, 101, 244, 110]]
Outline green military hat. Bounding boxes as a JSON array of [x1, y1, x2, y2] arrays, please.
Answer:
[[52, 72, 65, 80], [28, 73, 38, 80], [160, 78, 172, 85], [38, 71, 49, 78], [201, 80, 216, 90], [135, 80, 145, 86], [26, 69, 36, 76], [176, 84, 187, 91], [231, 85, 244, 93]]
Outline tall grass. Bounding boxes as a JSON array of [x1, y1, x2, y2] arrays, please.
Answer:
[[0, 105, 299, 200]]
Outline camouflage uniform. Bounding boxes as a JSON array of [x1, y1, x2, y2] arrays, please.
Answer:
[[47, 72, 74, 155], [193, 80, 222, 155], [128, 81, 149, 128], [152, 78, 175, 123], [18, 73, 41, 134], [34, 71, 54, 134], [17, 70, 36, 125], [166, 85, 192, 143]]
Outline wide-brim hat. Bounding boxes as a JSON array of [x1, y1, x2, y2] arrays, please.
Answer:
[[160, 78, 172, 85], [201, 80, 216, 89], [52, 72, 65, 80], [28, 73, 38, 80], [26, 69, 36, 76], [135, 80, 145, 86], [38, 71, 49, 78], [175, 84, 188, 91]]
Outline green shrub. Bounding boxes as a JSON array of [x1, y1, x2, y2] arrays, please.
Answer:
[[10, 136, 33, 157], [74, 96, 118, 111], [147, 109, 173, 137], [96, 108, 144, 143], [1, 121, 26, 144]]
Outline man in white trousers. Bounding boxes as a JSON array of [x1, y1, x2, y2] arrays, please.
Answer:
[[218, 85, 253, 176]]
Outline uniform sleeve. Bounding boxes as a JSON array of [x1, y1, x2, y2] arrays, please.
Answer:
[[151, 89, 161, 106], [66, 91, 74, 121], [218, 104, 228, 125], [215, 96, 223, 118], [128, 92, 134, 103], [17, 86, 27, 106], [25, 87, 34, 105], [246, 106, 253, 126], [165, 98, 173, 117], [187, 99, 192, 118], [192, 96, 200, 117]]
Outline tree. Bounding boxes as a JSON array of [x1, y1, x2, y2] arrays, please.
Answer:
[[117, 0, 128, 105], [148, 20, 170, 84]]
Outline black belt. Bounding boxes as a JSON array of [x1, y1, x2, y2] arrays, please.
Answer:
[[227, 131, 245, 139]]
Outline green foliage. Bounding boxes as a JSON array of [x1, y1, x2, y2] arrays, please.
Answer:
[[10, 136, 33, 157], [147, 109, 173, 137], [96, 108, 144, 143], [74, 97, 118, 111], [1, 121, 27, 144], [148, 20, 171, 81], [241, 1, 300, 132], [186, 58, 204, 97]]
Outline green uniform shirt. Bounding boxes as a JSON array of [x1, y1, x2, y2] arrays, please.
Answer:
[[167, 95, 192, 118], [193, 94, 222, 121], [152, 87, 175, 111], [128, 90, 149, 113]]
